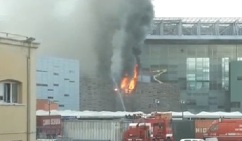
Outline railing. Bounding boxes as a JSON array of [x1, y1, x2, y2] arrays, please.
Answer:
[[0, 32, 28, 40]]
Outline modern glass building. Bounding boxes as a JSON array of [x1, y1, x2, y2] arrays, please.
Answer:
[[36, 56, 80, 110], [141, 17, 242, 112]]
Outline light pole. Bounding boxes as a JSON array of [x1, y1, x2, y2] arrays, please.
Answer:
[[154, 98, 160, 112], [47, 96, 54, 116], [47, 96, 58, 139], [180, 100, 185, 119]]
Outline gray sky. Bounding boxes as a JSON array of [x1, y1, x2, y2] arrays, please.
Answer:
[[152, 0, 241, 17]]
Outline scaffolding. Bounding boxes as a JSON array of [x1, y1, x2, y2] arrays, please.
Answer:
[[150, 17, 242, 36]]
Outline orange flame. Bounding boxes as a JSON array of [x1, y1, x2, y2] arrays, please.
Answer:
[[120, 64, 139, 94]]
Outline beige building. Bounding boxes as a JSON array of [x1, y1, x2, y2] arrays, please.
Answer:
[[0, 33, 39, 141]]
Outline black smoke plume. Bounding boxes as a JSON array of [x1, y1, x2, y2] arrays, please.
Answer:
[[111, 0, 154, 80], [0, 0, 153, 83]]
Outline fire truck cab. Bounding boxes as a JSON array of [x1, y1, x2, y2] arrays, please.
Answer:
[[123, 113, 173, 141]]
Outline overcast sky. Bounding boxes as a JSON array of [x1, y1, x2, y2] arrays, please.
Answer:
[[152, 0, 241, 17], [0, 0, 241, 18]]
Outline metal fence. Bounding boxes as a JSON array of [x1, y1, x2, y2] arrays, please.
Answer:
[[37, 119, 198, 141], [61, 120, 130, 141]]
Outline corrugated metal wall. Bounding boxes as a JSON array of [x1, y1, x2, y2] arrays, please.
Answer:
[[62, 120, 130, 141], [172, 120, 195, 141]]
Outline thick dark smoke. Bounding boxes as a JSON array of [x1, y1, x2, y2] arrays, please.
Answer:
[[0, 0, 153, 82], [110, 0, 154, 80]]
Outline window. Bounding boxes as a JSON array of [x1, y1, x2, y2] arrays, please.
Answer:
[[222, 58, 229, 89], [48, 89, 54, 91], [64, 94, 69, 97], [37, 83, 48, 87], [186, 58, 210, 90], [37, 70, 47, 72], [153, 123, 163, 130], [53, 84, 59, 86], [69, 81, 75, 83], [0, 81, 20, 104], [59, 104, 64, 107], [237, 76, 242, 80], [53, 73, 59, 76]]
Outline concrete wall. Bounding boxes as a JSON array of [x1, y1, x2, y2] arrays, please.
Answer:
[[0, 36, 39, 141], [36, 99, 59, 111], [80, 76, 116, 111], [115, 82, 180, 113], [79, 75, 180, 112]]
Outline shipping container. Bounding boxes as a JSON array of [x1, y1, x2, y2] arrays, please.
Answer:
[[37, 115, 62, 139], [37, 115, 62, 126], [195, 120, 214, 139], [62, 120, 130, 141]]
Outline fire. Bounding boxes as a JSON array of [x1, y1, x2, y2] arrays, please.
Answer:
[[120, 64, 139, 94]]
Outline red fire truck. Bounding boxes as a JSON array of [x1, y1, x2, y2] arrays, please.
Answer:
[[204, 118, 242, 141], [123, 113, 173, 141]]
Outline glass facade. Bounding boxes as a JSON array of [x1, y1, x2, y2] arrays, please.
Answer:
[[36, 56, 80, 110], [141, 43, 242, 112]]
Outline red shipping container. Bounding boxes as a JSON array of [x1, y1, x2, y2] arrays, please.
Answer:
[[195, 120, 214, 139], [37, 115, 61, 127], [37, 115, 62, 137]]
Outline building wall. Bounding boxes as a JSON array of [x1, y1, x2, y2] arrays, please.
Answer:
[[0, 36, 38, 141], [229, 61, 242, 112], [80, 76, 116, 111], [37, 99, 59, 111], [36, 56, 79, 110], [115, 82, 180, 112], [141, 42, 242, 112]]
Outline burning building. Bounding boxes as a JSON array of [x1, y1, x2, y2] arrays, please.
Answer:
[[120, 47, 141, 94]]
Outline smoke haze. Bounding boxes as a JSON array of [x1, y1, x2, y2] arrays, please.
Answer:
[[0, 0, 153, 81]]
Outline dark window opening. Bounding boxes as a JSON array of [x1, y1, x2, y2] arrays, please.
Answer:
[[69, 81, 75, 83], [37, 83, 48, 87], [59, 104, 64, 107], [64, 78, 69, 80], [53, 84, 59, 86], [37, 70, 48, 72], [53, 73, 59, 76], [237, 76, 242, 80], [64, 94, 69, 97], [48, 89, 54, 91]]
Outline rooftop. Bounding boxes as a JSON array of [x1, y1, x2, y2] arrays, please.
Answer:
[[149, 17, 242, 40], [0, 32, 39, 48]]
